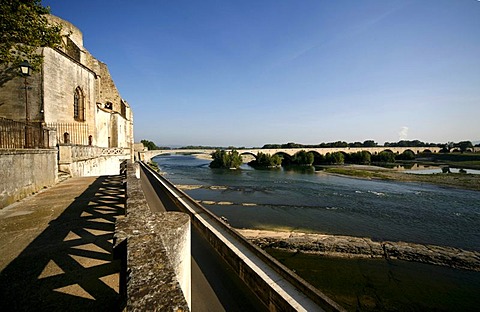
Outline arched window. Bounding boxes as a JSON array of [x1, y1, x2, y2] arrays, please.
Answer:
[[74, 87, 85, 121]]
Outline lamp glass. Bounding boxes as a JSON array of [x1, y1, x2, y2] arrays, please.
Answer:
[[19, 61, 32, 76]]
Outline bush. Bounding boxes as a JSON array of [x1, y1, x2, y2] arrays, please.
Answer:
[[292, 150, 314, 165], [372, 151, 396, 163], [209, 150, 243, 169], [396, 150, 415, 161], [347, 151, 371, 164], [325, 152, 345, 164], [249, 152, 282, 168]]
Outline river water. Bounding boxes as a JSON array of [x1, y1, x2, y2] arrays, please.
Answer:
[[153, 154, 480, 311], [153, 154, 479, 251]]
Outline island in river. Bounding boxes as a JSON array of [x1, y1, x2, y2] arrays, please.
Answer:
[[318, 164, 480, 191]]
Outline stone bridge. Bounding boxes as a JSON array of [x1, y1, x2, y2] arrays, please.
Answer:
[[143, 146, 441, 162]]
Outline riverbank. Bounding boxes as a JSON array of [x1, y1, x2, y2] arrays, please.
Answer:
[[237, 229, 480, 272], [320, 165, 480, 191]]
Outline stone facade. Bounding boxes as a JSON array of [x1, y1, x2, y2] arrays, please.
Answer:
[[0, 15, 134, 179]]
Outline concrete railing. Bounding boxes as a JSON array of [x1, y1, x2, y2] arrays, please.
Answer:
[[114, 161, 191, 311], [140, 161, 345, 312]]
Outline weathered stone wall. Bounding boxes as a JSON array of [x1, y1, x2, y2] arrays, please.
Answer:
[[47, 15, 84, 50], [0, 68, 43, 123], [42, 48, 97, 127], [0, 149, 57, 209], [95, 61, 122, 110], [115, 162, 191, 310]]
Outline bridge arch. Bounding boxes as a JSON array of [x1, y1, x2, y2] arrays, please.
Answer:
[[274, 152, 292, 165], [239, 151, 257, 159], [421, 149, 434, 154], [380, 149, 395, 154]]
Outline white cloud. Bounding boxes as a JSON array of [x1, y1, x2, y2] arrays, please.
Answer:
[[399, 126, 409, 140]]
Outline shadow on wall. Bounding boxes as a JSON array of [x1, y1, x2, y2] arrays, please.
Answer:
[[0, 176, 126, 311]]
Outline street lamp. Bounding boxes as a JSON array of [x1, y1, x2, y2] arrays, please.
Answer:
[[19, 61, 32, 76], [20, 61, 32, 148]]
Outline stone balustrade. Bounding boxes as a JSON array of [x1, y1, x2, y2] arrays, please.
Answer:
[[58, 144, 131, 177]]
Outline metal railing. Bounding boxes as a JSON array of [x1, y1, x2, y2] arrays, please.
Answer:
[[0, 117, 50, 149]]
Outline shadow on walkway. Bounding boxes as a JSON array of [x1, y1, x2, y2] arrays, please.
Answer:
[[0, 176, 125, 311]]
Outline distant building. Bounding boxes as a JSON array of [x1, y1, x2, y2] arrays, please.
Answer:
[[0, 15, 133, 178]]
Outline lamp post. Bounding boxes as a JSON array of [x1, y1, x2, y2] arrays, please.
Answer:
[[19, 61, 32, 148]]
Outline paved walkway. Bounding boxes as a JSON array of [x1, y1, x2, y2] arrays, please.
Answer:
[[0, 176, 125, 311]]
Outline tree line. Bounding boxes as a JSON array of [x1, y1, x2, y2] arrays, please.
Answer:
[[261, 140, 448, 149], [262, 141, 379, 149], [141, 140, 476, 153]]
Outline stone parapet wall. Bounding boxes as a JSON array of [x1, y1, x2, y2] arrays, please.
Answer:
[[114, 162, 190, 311], [140, 161, 344, 311], [0, 149, 57, 209], [58, 144, 130, 177]]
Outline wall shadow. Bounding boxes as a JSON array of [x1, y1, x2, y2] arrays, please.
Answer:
[[0, 175, 125, 311]]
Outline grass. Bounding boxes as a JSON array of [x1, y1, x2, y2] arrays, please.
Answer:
[[321, 164, 480, 191], [323, 167, 390, 180]]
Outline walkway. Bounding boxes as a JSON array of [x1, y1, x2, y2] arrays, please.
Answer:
[[0, 176, 125, 311]]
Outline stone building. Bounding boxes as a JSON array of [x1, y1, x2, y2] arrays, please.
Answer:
[[0, 15, 133, 207]]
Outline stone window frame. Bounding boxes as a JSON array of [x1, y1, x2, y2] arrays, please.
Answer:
[[74, 86, 85, 121]]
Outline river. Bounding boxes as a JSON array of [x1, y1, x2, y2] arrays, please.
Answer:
[[152, 154, 480, 311]]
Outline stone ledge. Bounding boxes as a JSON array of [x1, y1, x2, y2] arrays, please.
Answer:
[[114, 161, 190, 311], [0, 149, 57, 155]]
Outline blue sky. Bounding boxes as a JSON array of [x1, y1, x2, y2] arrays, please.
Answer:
[[43, 0, 480, 147]]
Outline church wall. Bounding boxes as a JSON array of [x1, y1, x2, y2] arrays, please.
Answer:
[[42, 48, 97, 144], [96, 108, 111, 148]]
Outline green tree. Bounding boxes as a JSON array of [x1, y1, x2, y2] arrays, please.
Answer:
[[348, 151, 371, 164], [363, 140, 377, 147], [141, 139, 158, 150], [396, 150, 415, 160], [325, 152, 345, 164], [454, 141, 473, 153], [249, 152, 282, 168], [209, 150, 243, 169], [0, 0, 62, 71], [372, 151, 396, 163], [292, 150, 314, 165]]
